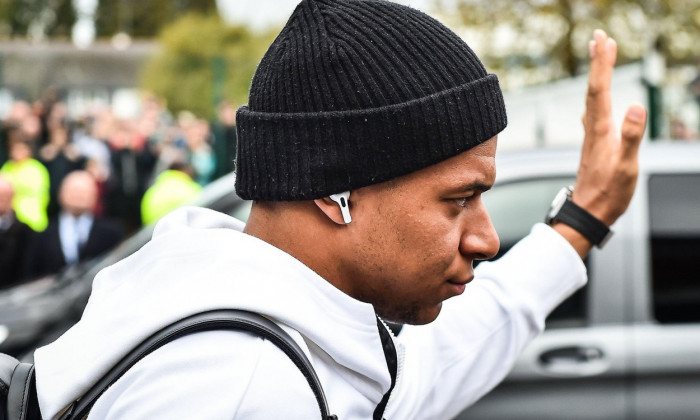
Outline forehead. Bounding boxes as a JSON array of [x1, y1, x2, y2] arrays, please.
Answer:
[[62, 175, 96, 193]]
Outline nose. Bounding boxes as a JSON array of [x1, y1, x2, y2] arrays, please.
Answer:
[[459, 199, 500, 261]]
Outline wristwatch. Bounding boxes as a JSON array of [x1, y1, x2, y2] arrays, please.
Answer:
[[545, 186, 613, 248]]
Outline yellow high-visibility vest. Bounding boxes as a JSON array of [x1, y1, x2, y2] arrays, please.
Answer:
[[1, 158, 50, 232], [141, 170, 202, 225]]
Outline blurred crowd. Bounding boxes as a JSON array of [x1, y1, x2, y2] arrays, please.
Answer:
[[0, 93, 238, 288]]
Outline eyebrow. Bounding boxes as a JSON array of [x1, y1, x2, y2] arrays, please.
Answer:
[[446, 181, 493, 195]]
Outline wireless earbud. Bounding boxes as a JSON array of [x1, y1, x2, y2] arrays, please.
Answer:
[[329, 191, 352, 224]]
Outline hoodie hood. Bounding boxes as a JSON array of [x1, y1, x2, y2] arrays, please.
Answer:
[[34, 207, 390, 418]]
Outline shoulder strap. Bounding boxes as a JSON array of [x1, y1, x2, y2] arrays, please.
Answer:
[[1, 353, 40, 420], [1, 353, 20, 417], [60, 309, 337, 420]]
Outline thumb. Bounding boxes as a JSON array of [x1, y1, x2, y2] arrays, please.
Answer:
[[620, 104, 647, 159]]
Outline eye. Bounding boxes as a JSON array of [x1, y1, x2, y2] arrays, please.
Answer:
[[454, 196, 474, 208]]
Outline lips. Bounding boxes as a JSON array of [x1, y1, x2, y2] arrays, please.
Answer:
[[447, 274, 474, 287], [446, 275, 474, 296]]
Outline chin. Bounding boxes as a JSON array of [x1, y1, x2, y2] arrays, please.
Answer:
[[380, 303, 442, 326]]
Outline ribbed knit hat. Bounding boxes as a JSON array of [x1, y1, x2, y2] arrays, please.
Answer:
[[235, 0, 507, 201]]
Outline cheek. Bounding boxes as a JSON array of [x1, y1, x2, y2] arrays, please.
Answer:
[[350, 203, 465, 323], [382, 208, 460, 278]]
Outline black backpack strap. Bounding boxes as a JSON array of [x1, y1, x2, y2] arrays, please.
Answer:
[[1, 353, 21, 420], [1, 354, 40, 420], [60, 309, 336, 420], [0, 353, 20, 411]]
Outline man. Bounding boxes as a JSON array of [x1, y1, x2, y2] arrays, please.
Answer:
[[38, 124, 88, 218], [34, 1, 646, 419], [22, 171, 122, 280], [0, 176, 31, 288]]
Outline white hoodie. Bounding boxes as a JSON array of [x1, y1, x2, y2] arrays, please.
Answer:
[[34, 207, 586, 419]]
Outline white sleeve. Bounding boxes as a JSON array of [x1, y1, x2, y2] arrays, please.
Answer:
[[388, 223, 587, 420], [87, 330, 318, 420]]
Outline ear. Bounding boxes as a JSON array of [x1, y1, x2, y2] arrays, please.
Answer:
[[314, 197, 347, 225]]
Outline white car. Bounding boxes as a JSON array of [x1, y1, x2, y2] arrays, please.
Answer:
[[458, 140, 700, 419]]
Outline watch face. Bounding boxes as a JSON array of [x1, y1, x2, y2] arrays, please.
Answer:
[[546, 187, 570, 223]]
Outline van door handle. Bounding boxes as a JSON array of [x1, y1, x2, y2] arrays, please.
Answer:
[[539, 346, 604, 365]]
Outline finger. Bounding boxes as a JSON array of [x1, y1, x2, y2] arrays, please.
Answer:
[[620, 104, 647, 159], [584, 31, 617, 149], [588, 30, 617, 94]]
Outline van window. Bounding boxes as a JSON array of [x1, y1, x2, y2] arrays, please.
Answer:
[[649, 173, 700, 324], [483, 177, 587, 328]]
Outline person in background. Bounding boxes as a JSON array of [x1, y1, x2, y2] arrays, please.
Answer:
[[189, 118, 216, 186], [22, 171, 122, 280], [5, 101, 42, 145], [140, 162, 202, 225], [178, 113, 216, 186], [0, 138, 50, 232], [39, 125, 87, 218], [211, 100, 238, 179], [34, 90, 62, 147], [104, 120, 157, 234], [0, 176, 31, 288], [72, 112, 113, 194], [77, 108, 120, 217], [0, 101, 42, 165]]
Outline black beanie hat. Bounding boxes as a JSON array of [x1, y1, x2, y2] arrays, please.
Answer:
[[235, 0, 507, 201]]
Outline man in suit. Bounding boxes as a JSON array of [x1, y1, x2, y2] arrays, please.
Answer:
[[23, 170, 123, 280], [0, 175, 31, 288]]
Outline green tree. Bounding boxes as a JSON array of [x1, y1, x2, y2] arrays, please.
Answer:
[[140, 13, 276, 119], [95, 0, 217, 38], [0, 0, 75, 39], [47, 0, 74, 38], [435, 0, 700, 86], [0, 0, 217, 40]]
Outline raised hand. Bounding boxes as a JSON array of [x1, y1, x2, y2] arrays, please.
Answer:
[[554, 29, 647, 256]]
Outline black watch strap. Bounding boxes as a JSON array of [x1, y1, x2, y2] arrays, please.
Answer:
[[555, 200, 612, 247], [546, 187, 613, 248]]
